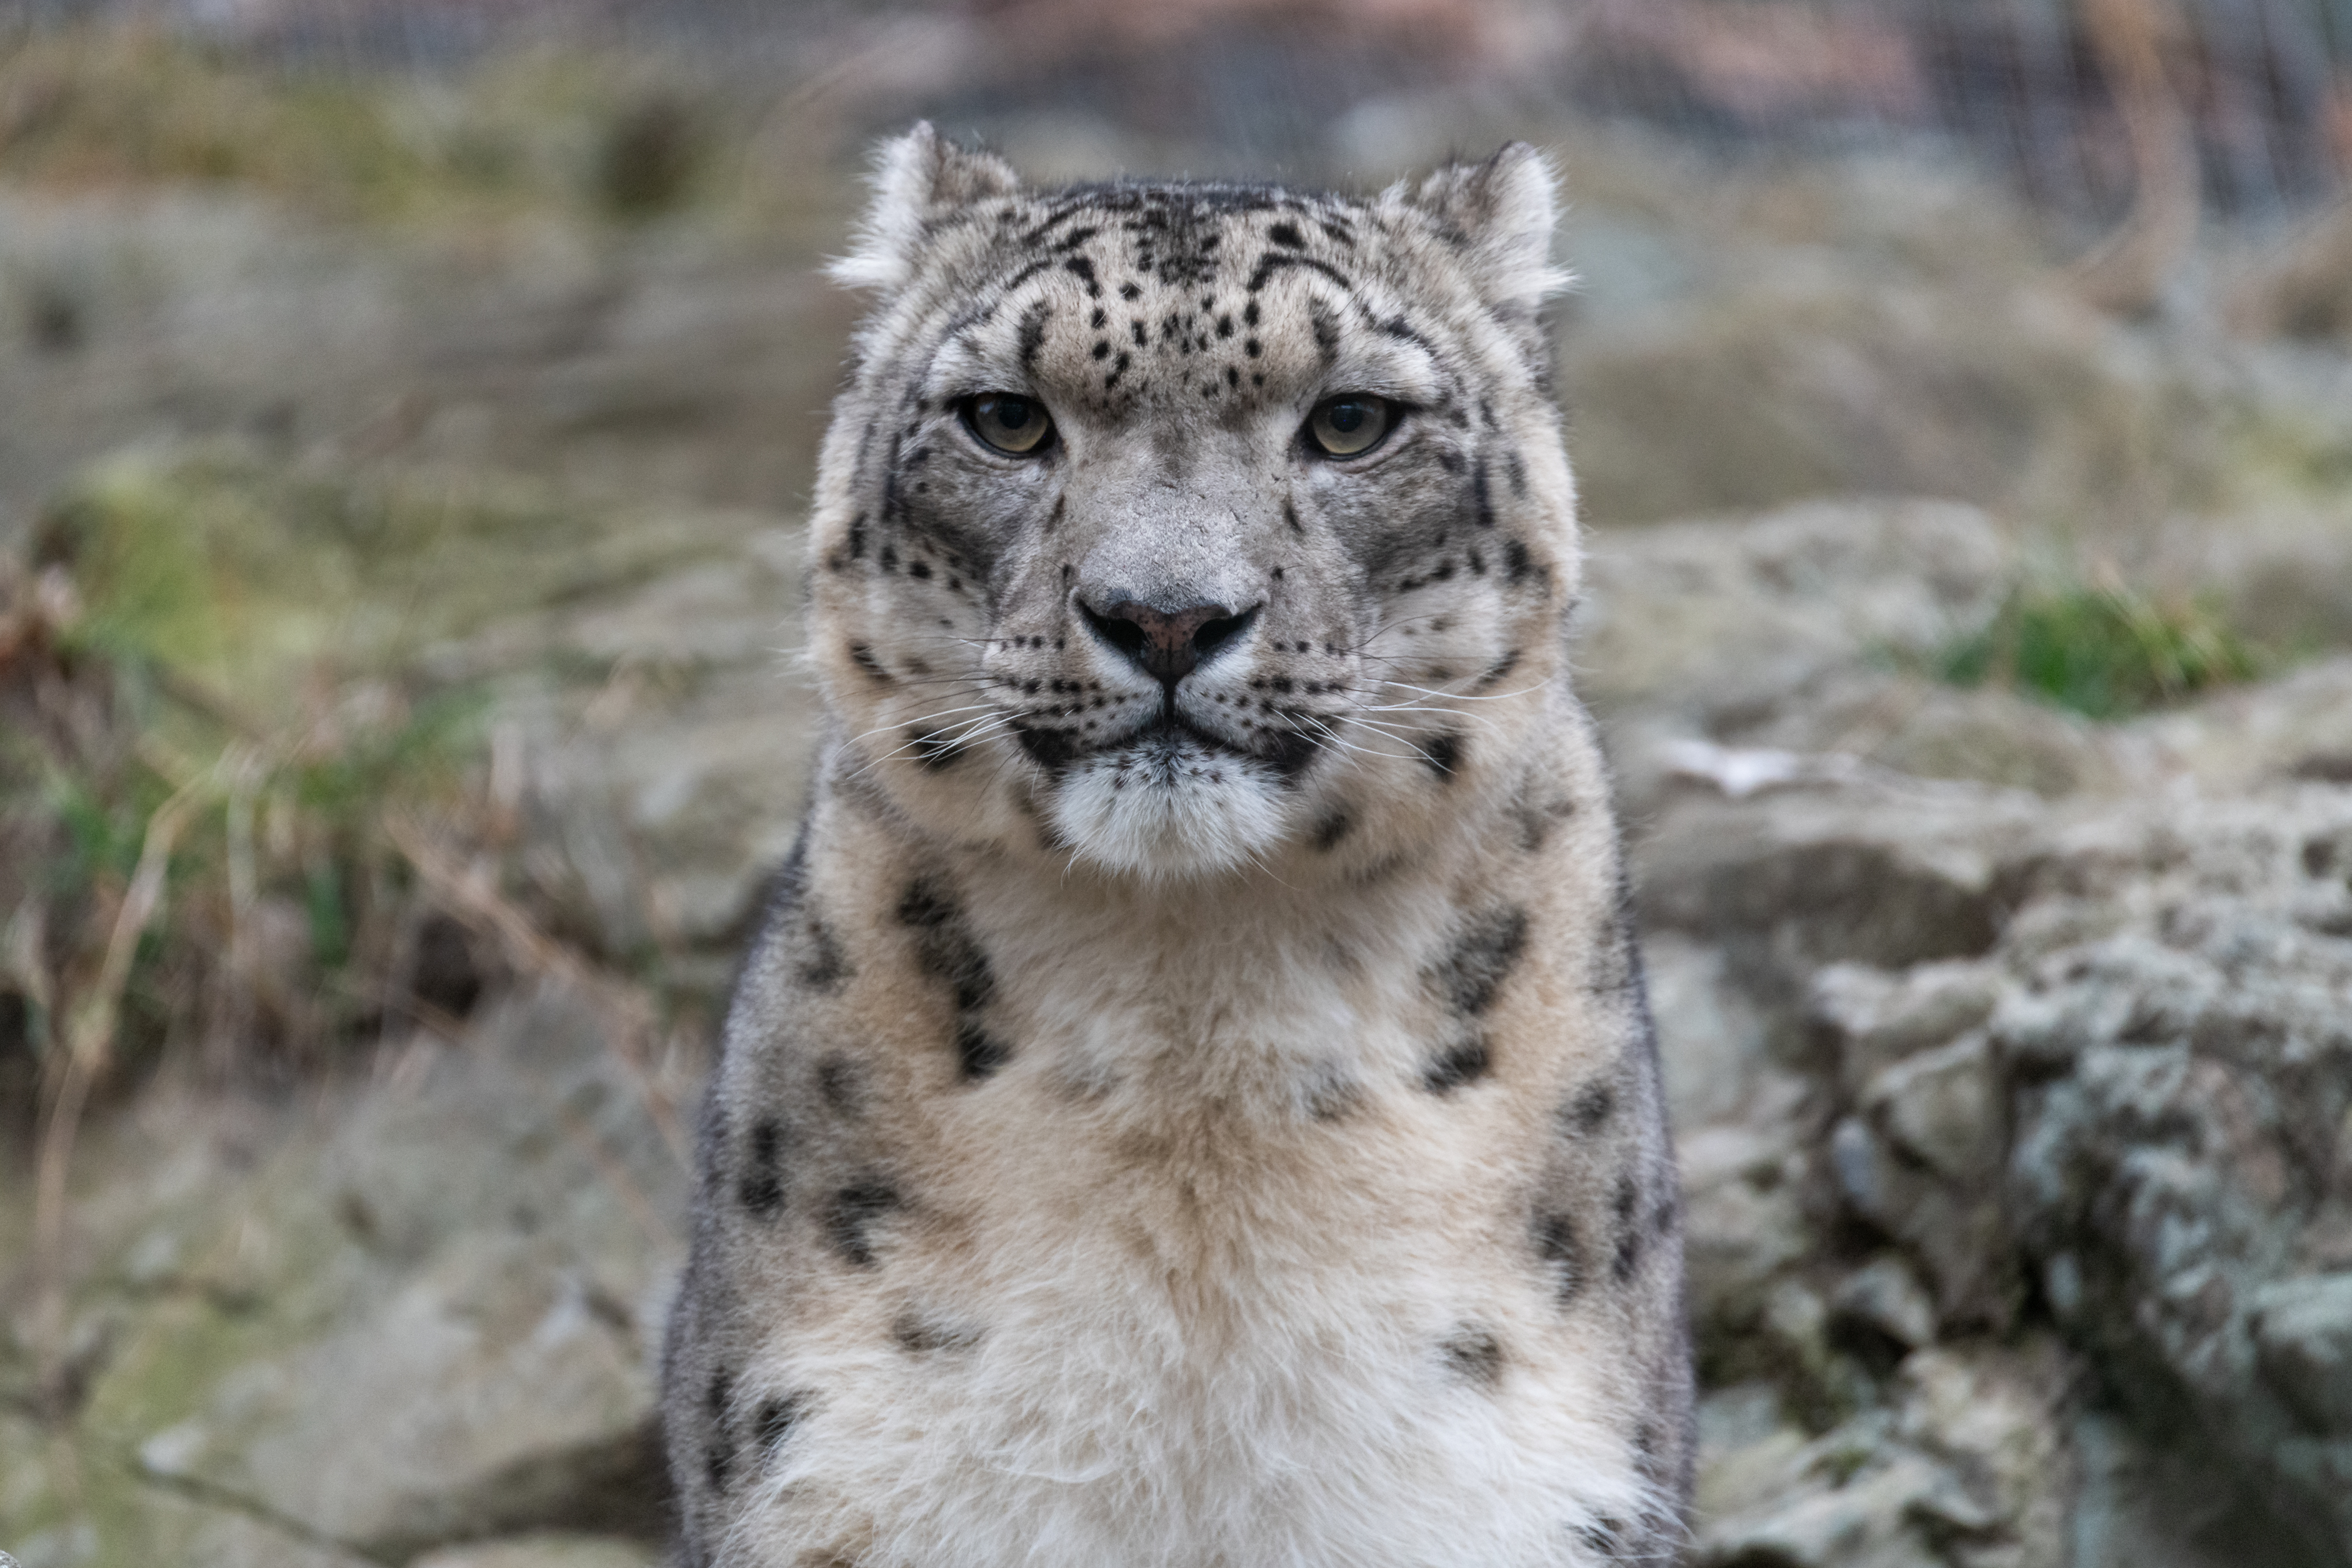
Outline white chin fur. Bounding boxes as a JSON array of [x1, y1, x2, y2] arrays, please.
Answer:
[[1047, 740, 1289, 880]]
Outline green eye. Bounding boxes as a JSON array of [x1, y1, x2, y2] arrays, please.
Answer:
[[1305, 395, 1393, 458], [965, 393, 1055, 455]]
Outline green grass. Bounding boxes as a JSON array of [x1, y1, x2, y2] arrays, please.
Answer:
[[1939, 579, 2262, 720]]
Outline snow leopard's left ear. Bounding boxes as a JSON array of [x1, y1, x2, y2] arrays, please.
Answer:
[[830, 122, 1023, 293], [1392, 142, 1571, 335]]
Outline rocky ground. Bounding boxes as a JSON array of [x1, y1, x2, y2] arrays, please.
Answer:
[[4, 42, 2352, 1568]]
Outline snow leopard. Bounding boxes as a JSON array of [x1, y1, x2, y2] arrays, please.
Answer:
[[660, 124, 1693, 1568]]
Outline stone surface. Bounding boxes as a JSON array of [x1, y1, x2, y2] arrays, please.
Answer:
[[0, 983, 688, 1567], [1641, 750, 2352, 1563]]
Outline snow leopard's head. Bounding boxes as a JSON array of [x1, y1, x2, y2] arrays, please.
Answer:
[[808, 125, 1579, 881]]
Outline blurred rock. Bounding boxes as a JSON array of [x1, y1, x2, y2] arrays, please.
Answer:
[[1638, 752, 2352, 1562], [0, 983, 686, 1566], [1832, 1256, 1938, 1354], [1576, 497, 2014, 725]]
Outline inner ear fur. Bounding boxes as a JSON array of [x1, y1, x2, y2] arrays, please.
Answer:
[[830, 122, 1024, 293]]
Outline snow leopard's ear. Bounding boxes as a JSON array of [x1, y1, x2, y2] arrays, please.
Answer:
[[1390, 142, 1571, 326], [829, 123, 1023, 293]]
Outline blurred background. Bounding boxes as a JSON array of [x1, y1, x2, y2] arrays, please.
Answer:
[[3, 3, 2352, 1566]]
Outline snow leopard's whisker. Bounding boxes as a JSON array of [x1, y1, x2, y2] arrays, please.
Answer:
[[851, 712, 1016, 775], [843, 701, 1002, 750], [1374, 677, 1555, 704], [1291, 714, 1422, 764]]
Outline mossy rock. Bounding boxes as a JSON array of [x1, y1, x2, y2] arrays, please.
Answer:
[[33, 443, 757, 712]]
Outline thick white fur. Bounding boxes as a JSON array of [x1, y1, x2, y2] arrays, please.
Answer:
[[716, 814, 1667, 1568], [1044, 740, 1293, 880]]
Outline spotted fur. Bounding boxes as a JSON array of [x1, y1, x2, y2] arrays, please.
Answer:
[[662, 124, 1693, 1567]]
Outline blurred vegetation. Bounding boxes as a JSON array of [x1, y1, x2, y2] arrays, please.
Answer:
[[0, 440, 744, 1123], [2, 490, 487, 1105], [1938, 576, 2264, 719], [0, 27, 725, 224]]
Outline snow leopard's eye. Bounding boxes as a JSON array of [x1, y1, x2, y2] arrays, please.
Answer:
[[1304, 395, 1393, 458], [963, 393, 1056, 456]]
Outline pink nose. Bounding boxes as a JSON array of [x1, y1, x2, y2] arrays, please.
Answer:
[[1085, 599, 1253, 685]]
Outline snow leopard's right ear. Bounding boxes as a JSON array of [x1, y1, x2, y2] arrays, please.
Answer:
[[1389, 142, 1571, 329], [829, 123, 1023, 293]]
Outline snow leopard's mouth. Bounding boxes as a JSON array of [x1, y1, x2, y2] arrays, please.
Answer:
[[1104, 712, 1320, 780], [1016, 710, 1320, 781]]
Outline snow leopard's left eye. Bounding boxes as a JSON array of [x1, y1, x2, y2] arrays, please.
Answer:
[[1304, 395, 1393, 458], [963, 393, 1056, 456]]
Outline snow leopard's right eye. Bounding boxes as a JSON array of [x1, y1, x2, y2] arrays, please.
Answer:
[[963, 393, 1056, 456], [1304, 395, 1393, 458]]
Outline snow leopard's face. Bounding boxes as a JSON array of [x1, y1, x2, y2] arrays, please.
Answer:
[[808, 127, 1580, 880]]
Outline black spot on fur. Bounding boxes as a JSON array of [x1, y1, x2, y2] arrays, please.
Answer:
[[879, 544, 900, 573], [908, 725, 961, 771], [738, 1121, 785, 1217], [955, 1020, 1012, 1081], [893, 1309, 982, 1354], [1504, 539, 1533, 583], [797, 920, 850, 992], [1475, 650, 1521, 691], [1268, 220, 1306, 248], [1311, 806, 1353, 852], [1430, 906, 1528, 1017], [1246, 252, 1352, 294], [756, 1391, 808, 1456], [1421, 1036, 1492, 1093], [847, 513, 868, 561], [1419, 732, 1464, 779], [1471, 458, 1494, 528], [900, 879, 996, 1011], [1440, 1324, 1504, 1387], [1011, 303, 1049, 371], [1611, 1173, 1645, 1283], [1016, 723, 1080, 771], [897, 876, 955, 933], [825, 1179, 901, 1268], [817, 1054, 861, 1115], [705, 1368, 737, 1492], [1303, 1065, 1363, 1122], [900, 876, 1010, 1078], [1308, 302, 1341, 359], [1064, 256, 1101, 295], [1509, 785, 1577, 854], [1566, 1080, 1616, 1136], [907, 559, 932, 580], [847, 643, 890, 683], [1534, 1210, 1580, 1305], [1262, 724, 1323, 782], [1243, 299, 1260, 326]]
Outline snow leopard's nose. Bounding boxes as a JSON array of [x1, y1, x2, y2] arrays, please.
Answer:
[[1081, 598, 1258, 686]]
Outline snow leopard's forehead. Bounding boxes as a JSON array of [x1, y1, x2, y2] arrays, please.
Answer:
[[856, 176, 1538, 436]]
